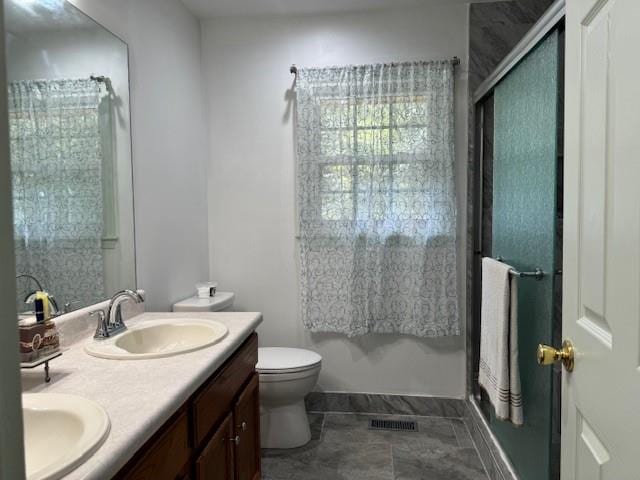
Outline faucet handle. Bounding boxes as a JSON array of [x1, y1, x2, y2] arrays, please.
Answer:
[[90, 310, 109, 340]]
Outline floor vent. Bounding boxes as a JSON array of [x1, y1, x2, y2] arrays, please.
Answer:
[[368, 418, 418, 432]]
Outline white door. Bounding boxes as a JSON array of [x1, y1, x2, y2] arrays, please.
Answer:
[[561, 0, 640, 478]]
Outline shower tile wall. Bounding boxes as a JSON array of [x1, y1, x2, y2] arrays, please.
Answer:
[[465, 1, 555, 478], [465, 0, 555, 396]]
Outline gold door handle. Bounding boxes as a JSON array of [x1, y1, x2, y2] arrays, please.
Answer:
[[537, 340, 575, 372]]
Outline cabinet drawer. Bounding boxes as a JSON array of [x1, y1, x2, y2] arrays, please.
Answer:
[[192, 333, 258, 447], [119, 410, 190, 480]]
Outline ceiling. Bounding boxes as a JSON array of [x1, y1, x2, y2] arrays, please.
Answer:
[[180, 0, 505, 19], [5, 0, 96, 34]]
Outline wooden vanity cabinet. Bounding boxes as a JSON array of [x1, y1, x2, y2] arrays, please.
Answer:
[[116, 333, 261, 480], [196, 375, 260, 480], [231, 374, 260, 480], [196, 414, 234, 480]]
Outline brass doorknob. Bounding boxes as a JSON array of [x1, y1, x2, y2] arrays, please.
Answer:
[[537, 340, 575, 372]]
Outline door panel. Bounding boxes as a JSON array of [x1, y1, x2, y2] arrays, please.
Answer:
[[233, 374, 261, 480], [490, 29, 561, 480], [196, 414, 234, 480], [563, 0, 640, 478], [575, 413, 610, 480]]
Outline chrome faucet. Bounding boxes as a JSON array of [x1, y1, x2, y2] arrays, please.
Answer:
[[91, 290, 144, 340], [18, 274, 61, 318]]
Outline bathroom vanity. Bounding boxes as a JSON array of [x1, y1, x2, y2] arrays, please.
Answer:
[[116, 331, 260, 479], [115, 333, 260, 480], [22, 311, 262, 480]]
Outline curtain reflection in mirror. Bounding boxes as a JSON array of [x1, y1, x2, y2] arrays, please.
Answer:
[[9, 78, 110, 313]]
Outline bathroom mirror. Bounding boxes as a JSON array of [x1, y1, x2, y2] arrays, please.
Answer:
[[5, 0, 136, 314]]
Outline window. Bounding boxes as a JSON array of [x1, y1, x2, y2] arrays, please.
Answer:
[[318, 95, 432, 225]]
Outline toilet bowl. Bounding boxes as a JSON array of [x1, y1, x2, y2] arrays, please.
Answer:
[[257, 347, 322, 449], [172, 294, 321, 449]]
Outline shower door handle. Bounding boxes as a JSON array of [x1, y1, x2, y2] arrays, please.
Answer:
[[537, 340, 575, 372]]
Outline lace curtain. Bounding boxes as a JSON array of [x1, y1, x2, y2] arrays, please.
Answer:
[[9, 79, 105, 310], [295, 61, 459, 337]]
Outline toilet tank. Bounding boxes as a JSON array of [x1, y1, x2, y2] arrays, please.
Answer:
[[172, 292, 235, 312]]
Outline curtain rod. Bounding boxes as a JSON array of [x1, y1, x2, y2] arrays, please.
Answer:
[[290, 56, 460, 75]]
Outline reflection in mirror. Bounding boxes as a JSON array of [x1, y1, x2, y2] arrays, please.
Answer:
[[5, 0, 136, 315]]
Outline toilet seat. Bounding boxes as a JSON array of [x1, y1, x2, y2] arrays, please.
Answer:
[[257, 347, 322, 374]]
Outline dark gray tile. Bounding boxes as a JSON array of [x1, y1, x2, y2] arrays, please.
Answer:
[[314, 442, 393, 480], [263, 407, 491, 480], [306, 392, 466, 418], [463, 411, 514, 480], [306, 392, 349, 412], [322, 413, 458, 449], [392, 444, 488, 480], [464, 416, 499, 480], [451, 419, 475, 448], [309, 412, 324, 440], [262, 439, 392, 480]]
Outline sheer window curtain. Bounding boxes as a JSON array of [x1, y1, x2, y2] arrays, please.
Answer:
[[9, 79, 105, 310], [295, 61, 459, 337]]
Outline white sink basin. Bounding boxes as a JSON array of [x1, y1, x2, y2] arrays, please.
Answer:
[[84, 318, 228, 360], [23, 393, 110, 480]]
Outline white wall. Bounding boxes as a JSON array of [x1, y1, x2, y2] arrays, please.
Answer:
[[201, 4, 469, 397], [0, 2, 25, 476], [67, 0, 210, 311]]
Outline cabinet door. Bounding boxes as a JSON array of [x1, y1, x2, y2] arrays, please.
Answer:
[[196, 413, 234, 480], [119, 410, 190, 480], [233, 374, 261, 480]]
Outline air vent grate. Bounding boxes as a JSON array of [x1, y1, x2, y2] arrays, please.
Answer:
[[368, 418, 418, 432]]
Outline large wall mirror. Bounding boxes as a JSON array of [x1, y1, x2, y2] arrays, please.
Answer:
[[5, 0, 136, 315]]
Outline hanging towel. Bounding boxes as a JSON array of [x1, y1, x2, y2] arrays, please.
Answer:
[[478, 257, 523, 426]]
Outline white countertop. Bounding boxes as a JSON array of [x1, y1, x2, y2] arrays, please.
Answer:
[[21, 311, 262, 480]]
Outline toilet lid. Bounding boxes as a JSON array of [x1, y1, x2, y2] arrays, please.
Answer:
[[257, 347, 322, 374]]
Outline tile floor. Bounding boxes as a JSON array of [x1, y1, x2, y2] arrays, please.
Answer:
[[262, 413, 490, 480]]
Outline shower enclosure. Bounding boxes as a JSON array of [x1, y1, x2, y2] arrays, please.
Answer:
[[471, 22, 564, 480]]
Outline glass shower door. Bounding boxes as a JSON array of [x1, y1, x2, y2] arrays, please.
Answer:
[[489, 29, 560, 480]]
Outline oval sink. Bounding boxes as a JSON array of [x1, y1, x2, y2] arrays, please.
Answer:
[[23, 393, 110, 480], [84, 318, 229, 360]]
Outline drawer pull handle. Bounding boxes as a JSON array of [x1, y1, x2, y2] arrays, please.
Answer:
[[240, 422, 247, 431], [231, 435, 240, 446]]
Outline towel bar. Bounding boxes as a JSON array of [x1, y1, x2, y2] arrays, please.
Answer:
[[494, 257, 545, 281]]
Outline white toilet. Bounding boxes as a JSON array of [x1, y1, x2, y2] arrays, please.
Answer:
[[172, 292, 322, 450], [257, 347, 322, 449]]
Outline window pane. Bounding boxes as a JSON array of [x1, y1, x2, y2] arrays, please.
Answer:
[[321, 192, 353, 221], [356, 128, 389, 156], [321, 129, 354, 157], [391, 127, 427, 154], [392, 95, 426, 126], [321, 164, 353, 192], [357, 192, 389, 221], [320, 99, 352, 128], [357, 163, 390, 191], [356, 98, 389, 127], [392, 162, 426, 190]]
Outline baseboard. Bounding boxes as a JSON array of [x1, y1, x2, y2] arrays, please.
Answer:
[[464, 396, 519, 480], [305, 391, 466, 418]]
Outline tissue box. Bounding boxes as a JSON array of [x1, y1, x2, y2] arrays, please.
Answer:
[[19, 320, 60, 363]]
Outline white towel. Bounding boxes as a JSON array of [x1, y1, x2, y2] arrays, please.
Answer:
[[478, 257, 523, 426]]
